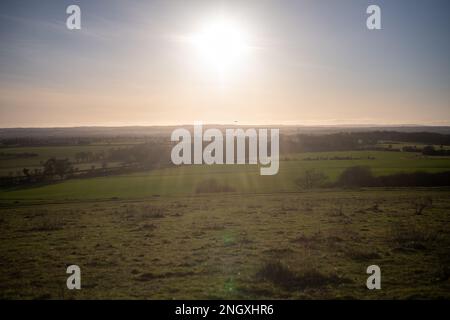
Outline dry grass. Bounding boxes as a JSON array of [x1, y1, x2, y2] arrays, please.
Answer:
[[0, 189, 449, 299]]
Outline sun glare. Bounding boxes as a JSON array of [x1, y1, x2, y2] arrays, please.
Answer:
[[190, 18, 250, 73]]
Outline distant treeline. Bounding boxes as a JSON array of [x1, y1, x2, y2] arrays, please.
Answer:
[[335, 166, 450, 188], [0, 152, 38, 159], [280, 131, 450, 153], [302, 156, 376, 161], [0, 142, 172, 187], [2, 130, 450, 151], [0, 137, 104, 147], [355, 131, 450, 145], [72, 142, 172, 164], [0, 136, 160, 147]]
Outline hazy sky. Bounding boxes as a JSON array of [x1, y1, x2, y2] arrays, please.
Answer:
[[0, 0, 449, 127]]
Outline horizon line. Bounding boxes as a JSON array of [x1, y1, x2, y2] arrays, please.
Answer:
[[1, 123, 450, 130]]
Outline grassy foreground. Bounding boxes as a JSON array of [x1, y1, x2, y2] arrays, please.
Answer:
[[1, 189, 449, 299]]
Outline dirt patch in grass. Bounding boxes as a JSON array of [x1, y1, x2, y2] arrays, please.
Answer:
[[256, 260, 352, 291]]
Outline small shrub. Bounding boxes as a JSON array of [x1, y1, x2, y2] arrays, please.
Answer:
[[367, 203, 382, 213], [414, 196, 432, 215]]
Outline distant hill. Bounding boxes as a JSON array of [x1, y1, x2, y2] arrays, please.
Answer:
[[1, 125, 450, 139]]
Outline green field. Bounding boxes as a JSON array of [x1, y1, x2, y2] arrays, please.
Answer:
[[1, 150, 450, 201]]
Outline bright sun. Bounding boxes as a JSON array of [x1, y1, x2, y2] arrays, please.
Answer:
[[190, 18, 250, 73]]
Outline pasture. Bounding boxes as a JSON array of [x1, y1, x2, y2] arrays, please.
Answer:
[[1, 149, 450, 201], [1, 189, 449, 299]]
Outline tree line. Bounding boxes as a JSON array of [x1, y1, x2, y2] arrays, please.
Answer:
[[0, 142, 172, 187]]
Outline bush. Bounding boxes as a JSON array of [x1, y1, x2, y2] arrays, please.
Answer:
[[377, 171, 450, 187], [414, 196, 432, 215], [336, 166, 375, 187], [335, 167, 450, 188]]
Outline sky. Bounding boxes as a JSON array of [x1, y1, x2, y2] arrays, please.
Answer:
[[0, 0, 449, 127]]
